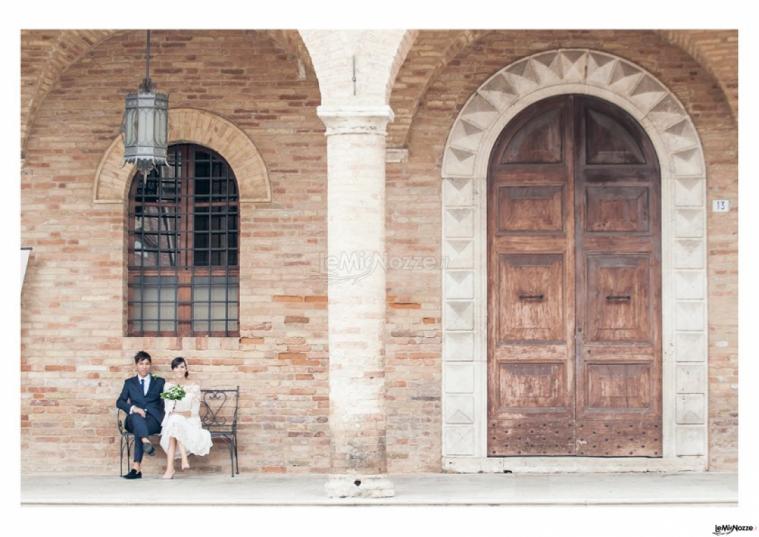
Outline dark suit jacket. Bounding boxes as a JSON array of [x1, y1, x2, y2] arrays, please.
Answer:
[[116, 375, 166, 423]]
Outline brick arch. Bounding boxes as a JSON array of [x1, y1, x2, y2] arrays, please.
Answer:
[[440, 49, 709, 472], [388, 30, 737, 151], [22, 29, 316, 156], [93, 107, 271, 203], [388, 30, 489, 148], [656, 30, 737, 119]]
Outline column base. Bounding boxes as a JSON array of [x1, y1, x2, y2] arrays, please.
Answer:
[[324, 474, 395, 498]]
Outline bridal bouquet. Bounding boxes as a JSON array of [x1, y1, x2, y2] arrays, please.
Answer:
[[160, 385, 186, 401]]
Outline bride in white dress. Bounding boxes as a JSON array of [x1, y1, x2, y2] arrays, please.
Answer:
[[160, 357, 212, 479]]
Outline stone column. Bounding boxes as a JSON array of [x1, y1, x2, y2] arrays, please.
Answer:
[[318, 105, 394, 498]]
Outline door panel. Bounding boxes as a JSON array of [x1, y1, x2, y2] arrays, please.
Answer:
[[585, 186, 650, 233], [487, 94, 662, 457], [585, 254, 652, 343], [585, 363, 652, 409], [488, 96, 575, 456], [501, 107, 564, 164], [497, 254, 564, 343], [496, 186, 564, 233], [498, 361, 566, 408], [584, 108, 646, 164]]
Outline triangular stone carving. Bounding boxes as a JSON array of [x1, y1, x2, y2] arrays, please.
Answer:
[[450, 119, 485, 152], [673, 148, 704, 175], [559, 50, 587, 82], [586, 52, 616, 85], [675, 239, 704, 269], [444, 332, 474, 361], [445, 207, 474, 238], [676, 271, 703, 299], [608, 60, 644, 94], [664, 119, 699, 153], [530, 54, 562, 84], [676, 333, 705, 362], [447, 178, 471, 192], [445, 301, 473, 330], [479, 74, 517, 111], [461, 94, 499, 130], [446, 239, 472, 254], [448, 271, 472, 285], [674, 178, 704, 207], [446, 271, 474, 299], [676, 209, 704, 238], [504, 59, 540, 95], [448, 409, 473, 424], [630, 75, 668, 114], [444, 239, 474, 269], [446, 208, 472, 223], [647, 95, 686, 131], [444, 147, 475, 176], [445, 427, 474, 455], [443, 178, 473, 207]]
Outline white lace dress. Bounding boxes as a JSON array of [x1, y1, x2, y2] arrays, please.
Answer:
[[160, 383, 213, 458]]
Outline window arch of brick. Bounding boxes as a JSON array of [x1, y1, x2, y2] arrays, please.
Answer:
[[93, 107, 271, 204], [127, 143, 240, 337]]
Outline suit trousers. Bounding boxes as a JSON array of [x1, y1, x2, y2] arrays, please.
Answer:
[[125, 412, 161, 462]]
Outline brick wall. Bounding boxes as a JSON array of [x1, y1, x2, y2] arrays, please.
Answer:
[[384, 30, 738, 472], [21, 30, 330, 475], [21, 29, 738, 475]]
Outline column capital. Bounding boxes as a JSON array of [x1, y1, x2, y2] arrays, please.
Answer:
[[317, 105, 394, 136]]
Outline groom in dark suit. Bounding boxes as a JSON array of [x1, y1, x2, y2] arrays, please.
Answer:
[[116, 351, 165, 479]]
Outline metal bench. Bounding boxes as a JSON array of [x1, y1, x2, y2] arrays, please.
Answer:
[[117, 386, 240, 477]]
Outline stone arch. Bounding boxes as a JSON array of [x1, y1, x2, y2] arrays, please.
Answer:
[[93, 107, 271, 204], [440, 49, 708, 472]]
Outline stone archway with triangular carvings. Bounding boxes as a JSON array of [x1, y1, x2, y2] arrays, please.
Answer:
[[440, 49, 708, 472]]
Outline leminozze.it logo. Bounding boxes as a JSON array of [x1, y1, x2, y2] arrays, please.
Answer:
[[713, 525, 756, 536]]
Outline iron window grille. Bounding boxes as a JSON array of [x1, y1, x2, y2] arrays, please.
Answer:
[[127, 144, 239, 336]]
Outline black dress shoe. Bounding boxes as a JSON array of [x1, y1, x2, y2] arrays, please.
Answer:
[[142, 440, 155, 456], [123, 469, 142, 479]]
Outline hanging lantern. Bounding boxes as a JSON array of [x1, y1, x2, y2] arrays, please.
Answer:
[[122, 30, 168, 174]]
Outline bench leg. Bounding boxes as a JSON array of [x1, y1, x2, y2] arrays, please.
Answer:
[[229, 440, 235, 478], [120, 436, 124, 476], [234, 436, 239, 475]]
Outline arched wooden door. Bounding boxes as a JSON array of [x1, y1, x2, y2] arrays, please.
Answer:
[[487, 94, 662, 457]]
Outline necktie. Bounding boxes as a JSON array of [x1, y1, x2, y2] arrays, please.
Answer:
[[140, 378, 146, 395]]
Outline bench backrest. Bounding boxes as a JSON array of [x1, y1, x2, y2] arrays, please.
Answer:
[[199, 387, 239, 432]]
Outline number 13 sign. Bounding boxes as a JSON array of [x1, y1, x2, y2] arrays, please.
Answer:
[[712, 199, 730, 213]]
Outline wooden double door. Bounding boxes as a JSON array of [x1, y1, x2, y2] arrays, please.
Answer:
[[487, 95, 662, 457]]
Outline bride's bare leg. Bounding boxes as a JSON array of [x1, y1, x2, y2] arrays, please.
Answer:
[[162, 437, 176, 479], [178, 441, 190, 469]]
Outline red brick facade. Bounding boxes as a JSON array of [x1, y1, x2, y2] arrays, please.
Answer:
[[21, 30, 330, 475], [21, 30, 737, 474]]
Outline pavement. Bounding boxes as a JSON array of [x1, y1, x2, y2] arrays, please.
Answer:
[[20, 472, 738, 506]]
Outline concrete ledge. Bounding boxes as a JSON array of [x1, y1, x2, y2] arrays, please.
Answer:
[[444, 456, 707, 473], [20, 472, 736, 506], [324, 474, 395, 498]]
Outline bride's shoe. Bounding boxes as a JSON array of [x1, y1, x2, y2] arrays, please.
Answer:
[[181, 460, 190, 470], [162, 470, 175, 479]]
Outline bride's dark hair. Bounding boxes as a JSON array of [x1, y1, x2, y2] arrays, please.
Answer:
[[170, 356, 189, 378]]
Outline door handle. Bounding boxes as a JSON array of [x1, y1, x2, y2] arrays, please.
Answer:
[[606, 295, 631, 302], [518, 294, 544, 302]]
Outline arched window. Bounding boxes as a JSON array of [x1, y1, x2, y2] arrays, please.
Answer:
[[127, 144, 239, 336]]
